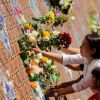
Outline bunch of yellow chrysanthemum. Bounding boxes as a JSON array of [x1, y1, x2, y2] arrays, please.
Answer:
[[40, 57, 48, 63], [43, 31, 51, 38], [24, 22, 32, 30]]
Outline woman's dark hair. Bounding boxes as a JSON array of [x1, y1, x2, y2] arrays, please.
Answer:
[[92, 67, 100, 80], [85, 32, 100, 59], [79, 64, 84, 71]]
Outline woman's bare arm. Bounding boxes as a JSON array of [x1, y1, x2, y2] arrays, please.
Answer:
[[55, 74, 83, 89], [65, 64, 82, 71], [45, 75, 83, 97], [42, 51, 63, 63], [61, 48, 80, 54], [34, 48, 63, 63]]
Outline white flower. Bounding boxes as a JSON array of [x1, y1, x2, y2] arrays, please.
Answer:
[[31, 30, 39, 38], [25, 32, 29, 35], [59, 0, 65, 5], [43, 36, 50, 40], [27, 34, 36, 42], [37, 53, 43, 60], [51, 65, 57, 69], [34, 59, 39, 63], [33, 66, 43, 74], [52, 31, 60, 36], [46, 59, 52, 65], [71, 16, 76, 20]]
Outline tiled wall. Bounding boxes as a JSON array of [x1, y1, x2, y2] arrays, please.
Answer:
[[0, 0, 35, 99]]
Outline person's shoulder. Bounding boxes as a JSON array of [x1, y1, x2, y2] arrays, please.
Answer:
[[95, 59, 100, 65], [92, 59, 100, 68]]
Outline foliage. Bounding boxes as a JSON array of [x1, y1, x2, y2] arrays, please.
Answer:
[[17, 1, 73, 91], [18, 35, 35, 52], [18, 35, 61, 89], [49, 0, 73, 15], [31, 9, 69, 27], [88, 12, 100, 34], [37, 31, 72, 51]]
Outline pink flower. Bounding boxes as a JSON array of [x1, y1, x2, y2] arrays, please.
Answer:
[[55, 11, 61, 17]]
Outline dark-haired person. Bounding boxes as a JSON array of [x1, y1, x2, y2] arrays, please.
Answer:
[[88, 67, 100, 100], [34, 32, 100, 97]]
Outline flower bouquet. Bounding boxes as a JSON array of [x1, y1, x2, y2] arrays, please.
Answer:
[[20, 20, 39, 35], [32, 9, 68, 27], [18, 38, 60, 90], [18, 35, 35, 52], [37, 31, 72, 50], [37, 56, 60, 90], [18, 25, 71, 91], [59, 0, 73, 15], [18, 30, 41, 52]]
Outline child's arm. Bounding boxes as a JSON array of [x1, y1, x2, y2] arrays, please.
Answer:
[[55, 75, 83, 89]]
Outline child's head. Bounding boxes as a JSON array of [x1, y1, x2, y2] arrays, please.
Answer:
[[80, 32, 100, 59], [91, 67, 100, 90]]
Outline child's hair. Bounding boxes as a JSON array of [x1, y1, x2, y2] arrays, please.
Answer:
[[92, 67, 100, 80], [85, 32, 100, 59]]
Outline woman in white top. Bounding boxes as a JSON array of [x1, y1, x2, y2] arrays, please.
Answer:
[[34, 32, 100, 97]]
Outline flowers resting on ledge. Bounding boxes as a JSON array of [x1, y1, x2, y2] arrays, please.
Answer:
[[18, 29, 72, 51], [31, 8, 74, 27], [37, 31, 72, 50]]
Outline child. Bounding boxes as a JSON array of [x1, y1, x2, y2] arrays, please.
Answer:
[[88, 67, 100, 100], [34, 32, 100, 97]]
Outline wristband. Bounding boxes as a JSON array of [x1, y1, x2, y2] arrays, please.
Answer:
[[50, 88, 59, 97]]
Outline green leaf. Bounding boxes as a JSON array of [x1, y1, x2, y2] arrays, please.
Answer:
[[52, 74, 60, 82]]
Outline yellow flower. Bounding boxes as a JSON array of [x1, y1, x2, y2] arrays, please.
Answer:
[[43, 31, 50, 37], [47, 18, 53, 24], [40, 57, 48, 63], [63, 1, 69, 8], [46, 59, 52, 65], [24, 22, 32, 29], [48, 11, 55, 23], [26, 51, 32, 56]]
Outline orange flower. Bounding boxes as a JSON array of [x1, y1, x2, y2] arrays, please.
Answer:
[[40, 57, 48, 63], [24, 22, 32, 29], [30, 82, 37, 89], [30, 61, 37, 66], [43, 31, 50, 37]]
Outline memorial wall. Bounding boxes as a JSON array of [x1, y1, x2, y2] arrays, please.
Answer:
[[0, 0, 100, 100]]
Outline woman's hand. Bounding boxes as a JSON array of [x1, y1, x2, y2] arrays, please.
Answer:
[[33, 48, 41, 54]]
